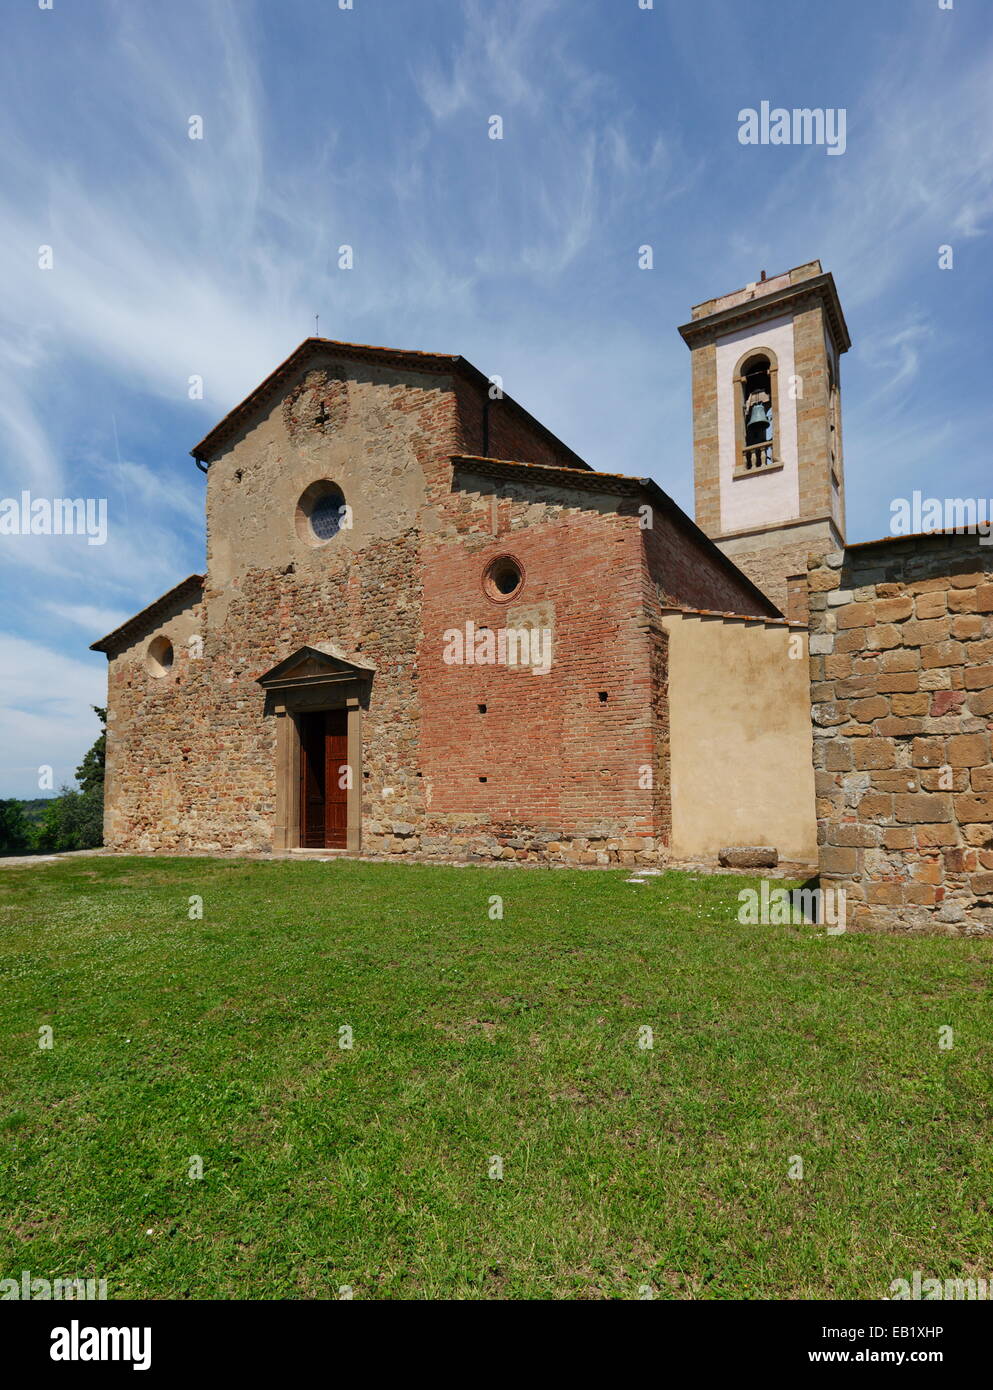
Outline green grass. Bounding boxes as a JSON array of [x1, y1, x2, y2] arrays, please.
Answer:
[[1, 856, 992, 1300]]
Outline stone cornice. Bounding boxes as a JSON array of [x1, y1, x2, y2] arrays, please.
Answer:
[[677, 272, 851, 354]]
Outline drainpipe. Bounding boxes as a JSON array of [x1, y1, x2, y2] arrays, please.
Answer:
[[194, 454, 209, 474]]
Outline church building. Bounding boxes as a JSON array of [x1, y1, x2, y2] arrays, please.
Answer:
[[92, 262, 845, 869]]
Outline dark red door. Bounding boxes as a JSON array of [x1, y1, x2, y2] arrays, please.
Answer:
[[299, 710, 348, 849], [324, 709, 348, 848]]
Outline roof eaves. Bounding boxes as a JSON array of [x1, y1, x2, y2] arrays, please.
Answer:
[[451, 455, 781, 619], [677, 270, 851, 354], [844, 529, 993, 552], [190, 340, 592, 472], [90, 574, 205, 655]]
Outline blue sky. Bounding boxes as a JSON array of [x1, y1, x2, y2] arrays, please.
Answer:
[[1, 0, 991, 797]]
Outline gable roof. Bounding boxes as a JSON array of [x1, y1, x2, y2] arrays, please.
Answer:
[[190, 337, 593, 471], [90, 575, 205, 655]]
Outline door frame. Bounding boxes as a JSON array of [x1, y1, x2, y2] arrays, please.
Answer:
[[257, 644, 374, 855], [274, 692, 362, 852], [297, 707, 350, 850]]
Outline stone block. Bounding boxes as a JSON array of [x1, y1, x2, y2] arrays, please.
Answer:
[[718, 846, 779, 868]]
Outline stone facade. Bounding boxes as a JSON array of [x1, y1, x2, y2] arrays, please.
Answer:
[[95, 337, 788, 868], [716, 528, 824, 620], [808, 535, 993, 936]]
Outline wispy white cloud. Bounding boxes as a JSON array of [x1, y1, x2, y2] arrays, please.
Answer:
[[858, 318, 932, 396], [0, 0, 991, 797], [42, 602, 131, 636]]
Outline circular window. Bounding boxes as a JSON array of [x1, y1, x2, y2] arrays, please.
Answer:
[[295, 480, 347, 547], [482, 554, 525, 603], [146, 634, 174, 678], [310, 492, 343, 541]]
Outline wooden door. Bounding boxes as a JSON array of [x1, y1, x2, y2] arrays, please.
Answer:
[[299, 709, 348, 849], [323, 709, 348, 848]]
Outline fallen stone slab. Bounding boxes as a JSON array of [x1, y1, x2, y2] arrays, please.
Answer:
[[718, 845, 779, 869]]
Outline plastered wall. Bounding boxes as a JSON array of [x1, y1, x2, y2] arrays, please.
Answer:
[[662, 611, 818, 863]]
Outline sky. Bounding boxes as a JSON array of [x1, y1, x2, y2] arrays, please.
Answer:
[[0, 0, 991, 797]]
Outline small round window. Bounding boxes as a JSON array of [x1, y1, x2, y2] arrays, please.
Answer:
[[295, 481, 347, 547], [483, 555, 525, 603], [146, 635, 174, 678], [310, 492, 343, 541]]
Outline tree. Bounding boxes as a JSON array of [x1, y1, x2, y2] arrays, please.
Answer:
[[33, 709, 107, 854], [0, 800, 32, 856], [75, 706, 106, 795], [35, 786, 104, 853]]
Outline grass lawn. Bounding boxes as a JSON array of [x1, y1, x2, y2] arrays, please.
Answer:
[[1, 856, 992, 1300]]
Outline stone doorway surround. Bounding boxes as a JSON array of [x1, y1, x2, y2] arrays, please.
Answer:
[[256, 643, 374, 854]]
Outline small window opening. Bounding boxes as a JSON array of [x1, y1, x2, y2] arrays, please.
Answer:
[[478, 776, 487, 783], [598, 691, 608, 703], [296, 480, 347, 546], [740, 355, 775, 472], [310, 491, 344, 541], [146, 635, 174, 678], [478, 703, 487, 713], [482, 555, 525, 603], [743, 362, 772, 442]]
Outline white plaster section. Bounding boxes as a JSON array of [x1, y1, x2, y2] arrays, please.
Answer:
[[716, 314, 799, 535]]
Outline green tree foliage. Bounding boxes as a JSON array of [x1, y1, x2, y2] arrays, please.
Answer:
[[75, 706, 106, 796], [35, 785, 104, 853], [12, 708, 108, 856], [0, 799, 33, 856]]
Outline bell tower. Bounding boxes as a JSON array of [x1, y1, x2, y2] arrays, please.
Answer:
[[678, 259, 850, 618]]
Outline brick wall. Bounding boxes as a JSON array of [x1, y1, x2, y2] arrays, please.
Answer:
[[418, 508, 660, 864], [808, 535, 993, 935], [453, 375, 587, 473], [643, 508, 775, 617], [413, 466, 667, 866], [101, 351, 779, 869]]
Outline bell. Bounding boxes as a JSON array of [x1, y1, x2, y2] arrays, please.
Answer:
[[746, 401, 770, 427]]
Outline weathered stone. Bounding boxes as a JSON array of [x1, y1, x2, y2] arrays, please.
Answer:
[[894, 793, 953, 823], [717, 846, 779, 868], [947, 733, 989, 767], [955, 794, 993, 824]]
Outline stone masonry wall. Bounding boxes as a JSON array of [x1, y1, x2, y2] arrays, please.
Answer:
[[808, 535, 993, 935], [102, 349, 782, 868], [103, 587, 206, 850], [104, 358, 451, 853], [719, 533, 831, 617]]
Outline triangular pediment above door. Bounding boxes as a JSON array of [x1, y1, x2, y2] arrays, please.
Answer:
[[256, 643, 376, 690]]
